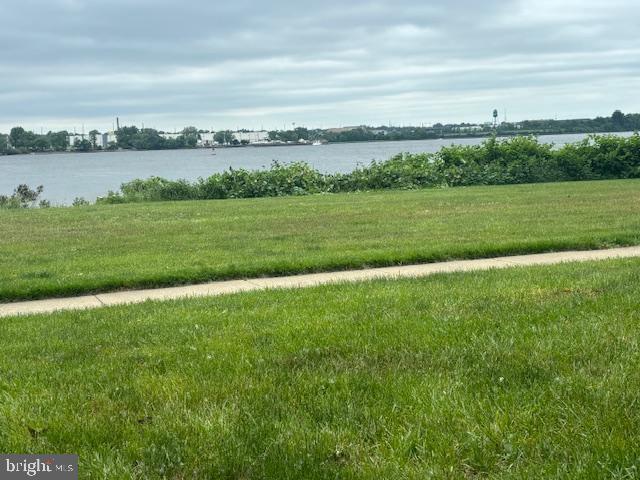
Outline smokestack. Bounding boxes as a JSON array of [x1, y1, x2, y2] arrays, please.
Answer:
[[116, 117, 120, 131]]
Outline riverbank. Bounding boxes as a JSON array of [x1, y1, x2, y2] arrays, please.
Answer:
[[96, 133, 640, 204], [2, 132, 637, 205]]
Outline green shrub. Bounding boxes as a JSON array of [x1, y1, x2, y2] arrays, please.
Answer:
[[95, 133, 640, 204], [0, 184, 47, 209], [72, 197, 90, 207]]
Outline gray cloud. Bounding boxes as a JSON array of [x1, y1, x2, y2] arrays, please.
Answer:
[[1, 0, 639, 132]]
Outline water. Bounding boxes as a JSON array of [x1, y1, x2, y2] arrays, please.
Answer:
[[0, 132, 635, 205]]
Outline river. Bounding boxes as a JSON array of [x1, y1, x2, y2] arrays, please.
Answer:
[[0, 132, 635, 205]]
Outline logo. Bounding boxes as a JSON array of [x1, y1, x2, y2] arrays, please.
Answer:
[[1, 455, 77, 479]]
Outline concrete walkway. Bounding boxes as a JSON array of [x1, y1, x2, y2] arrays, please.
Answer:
[[2, 246, 640, 318]]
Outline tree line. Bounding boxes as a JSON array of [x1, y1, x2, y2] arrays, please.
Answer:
[[2, 111, 638, 154], [267, 110, 640, 144], [0, 125, 205, 154], [1, 127, 70, 154], [114, 126, 200, 150]]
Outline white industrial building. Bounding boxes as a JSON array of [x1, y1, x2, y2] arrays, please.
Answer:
[[198, 133, 216, 146], [68, 132, 117, 149], [159, 133, 182, 141], [67, 129, 270, 148], [458, 125, 483, 132], [234, 131, 269, 144]]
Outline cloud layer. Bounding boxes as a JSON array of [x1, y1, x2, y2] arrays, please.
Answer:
[[1, 0, 639, 132]]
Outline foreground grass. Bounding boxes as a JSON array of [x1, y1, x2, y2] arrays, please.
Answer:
[[1, 259, 639, 478], [1, 179, 639, 302]]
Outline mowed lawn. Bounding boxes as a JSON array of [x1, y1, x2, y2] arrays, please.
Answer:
[[0, 259, 639, 478], [1, 179, 639, 302]]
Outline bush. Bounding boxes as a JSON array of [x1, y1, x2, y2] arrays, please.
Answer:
[[72, 197, 90, 207], [0, 184, 47, 209], [95, 133, 640, 204]]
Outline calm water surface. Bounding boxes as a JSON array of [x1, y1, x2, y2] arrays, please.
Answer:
[[0, 132, 634, 204]]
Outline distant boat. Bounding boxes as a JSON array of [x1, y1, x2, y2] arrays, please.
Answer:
[[312, 140, 322, 146]]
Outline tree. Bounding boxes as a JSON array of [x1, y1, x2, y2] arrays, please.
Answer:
[[46, 131, 69, 151], [89, 130, 100, 149], [74, 138, 92, 152], [267, 127, 310, 142], [182, 135, 198, 148], [214, 130, 235, 144], [32, 136, 50, 152], [294, 127, 310, 141], [612, 110, 626, 129], [9, 127, 25, 147], [0, 134, 9, 154], [0, 184, 45, 208], [180, 126, 200, 148], [9, 127, 36, 149], [131, 129, 165, 150], [182, 126, 199, 137], [115, 126, 140, 149]]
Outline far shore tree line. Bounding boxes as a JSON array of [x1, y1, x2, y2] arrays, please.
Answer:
[[1, 111, 638, 155], [267, 110, 640, 143], [0, 126, 206, 155]]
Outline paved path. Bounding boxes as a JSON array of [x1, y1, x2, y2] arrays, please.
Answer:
[[2, 246, 640, 318]]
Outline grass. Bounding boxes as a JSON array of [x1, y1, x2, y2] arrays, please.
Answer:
[[1, 258, 639, 478], [1, 179, 639, 302]]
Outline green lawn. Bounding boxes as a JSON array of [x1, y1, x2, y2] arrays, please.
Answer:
[[1, 179, 639, 302], [1, 258, 639, 478]]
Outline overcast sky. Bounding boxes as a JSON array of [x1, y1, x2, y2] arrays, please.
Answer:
[[1, 0, 639, 133]]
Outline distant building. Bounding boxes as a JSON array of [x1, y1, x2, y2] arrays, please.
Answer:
[[199, 132, 216, 146], [68, 132, 116, 149], [97, 132, 117, 148], [233, 130, 269, 144], [202, 130, 269, 145], [159, 133, 182, 141], [65, 129, 270, 149], [458, 125, 483, 132]]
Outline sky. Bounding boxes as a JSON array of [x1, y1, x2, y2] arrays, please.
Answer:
[[1, 0, 639, 133]]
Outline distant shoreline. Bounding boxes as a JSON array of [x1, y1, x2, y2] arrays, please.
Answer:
[[1, 130, 636, 158]]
